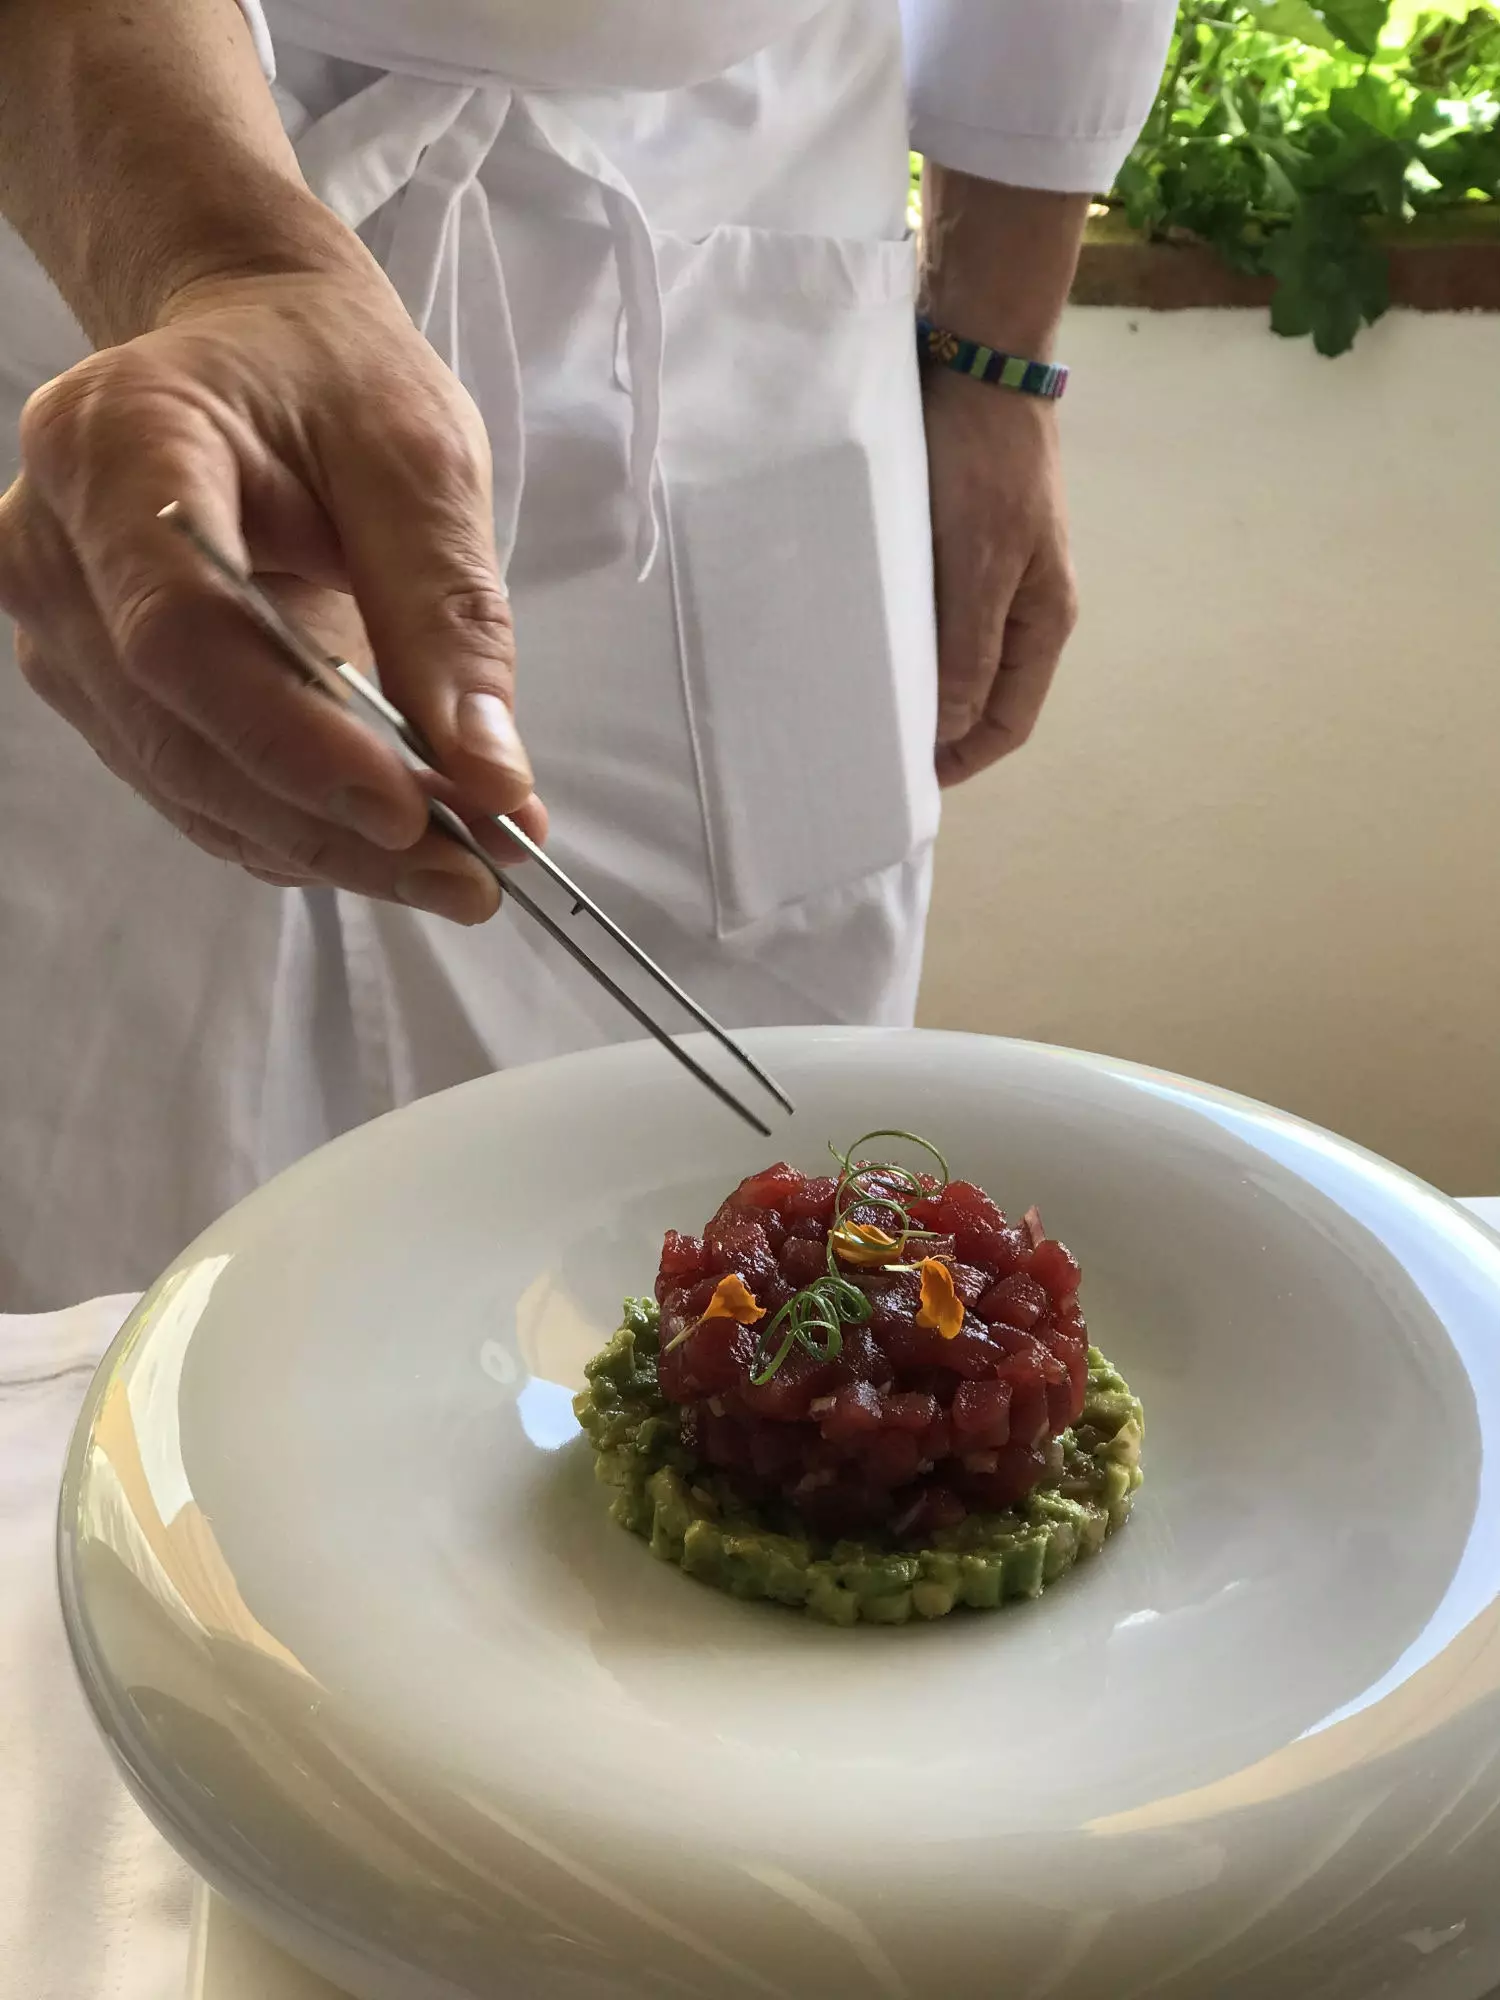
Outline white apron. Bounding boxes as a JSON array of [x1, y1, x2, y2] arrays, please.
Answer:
[[0, 0, 939, 1310]]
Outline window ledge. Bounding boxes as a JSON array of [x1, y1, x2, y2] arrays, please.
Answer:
[[1073, 210, 1500, 313]]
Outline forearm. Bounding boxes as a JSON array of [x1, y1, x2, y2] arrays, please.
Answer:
[[919, 164, 1089, 361], [0, 0, 359, 346]]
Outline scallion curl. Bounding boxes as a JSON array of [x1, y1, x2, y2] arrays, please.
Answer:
[[747, 1130, 952, 1384]]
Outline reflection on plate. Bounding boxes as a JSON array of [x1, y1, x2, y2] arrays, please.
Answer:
[[58, 1028, 1500, 2000]]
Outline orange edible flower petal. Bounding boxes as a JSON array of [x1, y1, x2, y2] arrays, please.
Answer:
[[830, 1220, 902, 1269], [702, 1273, 765, 1325], [915, 1258, 965, 1340]]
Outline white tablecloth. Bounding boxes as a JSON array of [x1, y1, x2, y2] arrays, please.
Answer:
[[7, 1202, 1500, 2000], [1, 1293, 192, 2000]]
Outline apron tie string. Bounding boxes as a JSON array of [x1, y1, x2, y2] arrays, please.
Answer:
[[521, 95, 665, 580], [294, 75, 663, 580]]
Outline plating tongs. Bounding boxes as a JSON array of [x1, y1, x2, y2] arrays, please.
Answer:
[[159, 503, 793, 1137]]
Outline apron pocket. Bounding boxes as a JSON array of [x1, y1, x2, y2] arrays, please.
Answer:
[[658, 226, 938, 939]]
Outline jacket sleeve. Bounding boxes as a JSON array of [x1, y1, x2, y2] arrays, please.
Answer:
[[233, 0, 276, 79], [900, 0, 1177, 193]]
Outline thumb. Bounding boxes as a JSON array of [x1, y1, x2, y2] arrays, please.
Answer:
[[327, 416, 535, 819]]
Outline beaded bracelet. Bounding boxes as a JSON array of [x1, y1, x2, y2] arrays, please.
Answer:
[[917, 317, 1069, 401]]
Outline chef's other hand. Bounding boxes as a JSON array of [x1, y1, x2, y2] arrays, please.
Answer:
[[0, 268, 544, 925], [925, 369, 1077, 788], [918, 166, 1089, 789]]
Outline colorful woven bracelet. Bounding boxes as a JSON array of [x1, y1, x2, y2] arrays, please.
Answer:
[[917, 318, 1069, 400]]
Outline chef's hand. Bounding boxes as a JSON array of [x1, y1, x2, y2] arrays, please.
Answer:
[[925, 369, 1077, 787], [0, 268, 543, 924], [918, 167, 1090, 788]]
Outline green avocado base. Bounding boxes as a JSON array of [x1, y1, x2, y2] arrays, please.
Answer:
[[573, 1300, 1145, 1628]]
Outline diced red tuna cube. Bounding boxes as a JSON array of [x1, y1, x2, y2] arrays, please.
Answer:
[[951, 1378, 1013, 1450], [959, 1443, 1049, 1511], [1028, 1237, 1083, 1304], [976, 1272, 1049, 1331]]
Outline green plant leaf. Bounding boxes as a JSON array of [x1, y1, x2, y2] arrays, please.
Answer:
[[1386, 0, 1491, 34], [1263, 202, 1391, 352], [1318, 0, 1393, 54], [1327, 71, 1410, 138], [1247, 0, 1341, 46], [1256, 144, 1303, 206], [1423, 122, 1500, 196], [1108, 0, 1494, 353]]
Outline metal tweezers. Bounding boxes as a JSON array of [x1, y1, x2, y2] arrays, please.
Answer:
[[158, 503, 793, 1137]]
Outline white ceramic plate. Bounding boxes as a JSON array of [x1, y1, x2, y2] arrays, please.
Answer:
[[59, 1028, 1500, 2000]]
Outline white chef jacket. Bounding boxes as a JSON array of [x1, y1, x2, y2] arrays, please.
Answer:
[[900, 0, 1179, 190], [0, 0, 1174, 1319], [244, 1, 1176, 189], [1, 5, 1175, 1997]]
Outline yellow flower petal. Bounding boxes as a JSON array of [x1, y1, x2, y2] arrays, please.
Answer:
[[702, 1273, 765, 1325], [915, 1258, 965, 1340], [830, 1220, 902, 1269]]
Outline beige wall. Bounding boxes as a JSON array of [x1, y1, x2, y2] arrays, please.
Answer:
[[919, 306, 1500, 1195]]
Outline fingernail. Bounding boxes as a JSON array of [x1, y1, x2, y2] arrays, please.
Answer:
[[331, 786, 415, 850], [456, 691, 531, 783], [395, 866, 496, 925]]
